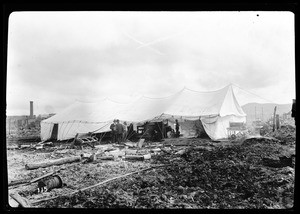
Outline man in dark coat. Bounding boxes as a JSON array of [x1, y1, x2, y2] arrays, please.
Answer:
[[291, 99, 296, 125], [115, 119, 124, 144], [110, 119, 117, 143], [175, 119, 180, 138]]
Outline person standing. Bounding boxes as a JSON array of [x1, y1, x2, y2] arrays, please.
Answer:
[[175, 119, 180, 138], [110, 119, 117, 143], [291, 99, 296, 125], [122, 121, 128, 142], [115, 119, 124, 144]]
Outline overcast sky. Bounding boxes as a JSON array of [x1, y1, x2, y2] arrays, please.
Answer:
[[6, 11, 295, 116]]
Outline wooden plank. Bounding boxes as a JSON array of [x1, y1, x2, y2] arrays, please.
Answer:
[[8, 179, 30, 187], [25, 156, 81, 170], [9, 171, 56, 187], [30, 171, 55, 183], [125, 149, 137, 155], [97, 156, 114, 160], [125, 155, 144, 161], [137, 139, 145, 148], [7, 145, 19, 150]]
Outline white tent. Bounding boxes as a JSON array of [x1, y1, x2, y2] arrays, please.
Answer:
[[41, 84, 246, 141]]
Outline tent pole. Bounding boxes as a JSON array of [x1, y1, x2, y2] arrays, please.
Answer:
[[126, 129, 135, 140], [124, 124, 130, 141], [99, 132, 106, 144], [156, 121, 164, 140], [162, 121, 165, 139], [125, 122, 137, 140], [151, 114, 164, 140]]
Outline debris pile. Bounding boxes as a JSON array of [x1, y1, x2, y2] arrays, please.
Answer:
[[17, 127, 40, 137], [18, 138, 294, 209], [7, 127, 41, 145], [266, 125, 296, 145]]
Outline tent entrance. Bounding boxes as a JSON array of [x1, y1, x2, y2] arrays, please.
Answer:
[[178, 119, 210, 139], [49, 123, 58, 140], [136, 119, 210, 141], [135, 122, 164, 141]]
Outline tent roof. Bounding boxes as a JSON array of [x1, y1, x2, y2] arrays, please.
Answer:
[[42, 84, 246, 124]]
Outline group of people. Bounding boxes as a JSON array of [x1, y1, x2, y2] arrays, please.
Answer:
[[110, 119, 181, 143], [110, 119, 128, 144]]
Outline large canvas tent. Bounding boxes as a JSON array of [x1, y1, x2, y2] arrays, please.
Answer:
[[41, 84, 246, 141]]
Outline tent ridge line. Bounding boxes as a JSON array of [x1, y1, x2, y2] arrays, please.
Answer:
[[41, 120, 110, 124], [183, 84, 231, 94]]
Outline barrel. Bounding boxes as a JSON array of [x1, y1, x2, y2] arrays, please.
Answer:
[[44, 175, 63, 190]]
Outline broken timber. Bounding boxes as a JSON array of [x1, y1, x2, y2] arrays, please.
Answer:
[[137, 139, 145, 148], [97, 156, 114, 160], [8, 179, 30, 187], [19, 144, 32, 149], [9, 171, 57, 188], [125, 155, 144, 161], [7, 145, 19, 150], [31, 164, 167, 205], [25, 156, 81, 170], [30, 171, 55, 183]]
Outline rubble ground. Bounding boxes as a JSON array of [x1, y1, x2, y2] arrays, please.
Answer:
[[6, 129, 295, 209]]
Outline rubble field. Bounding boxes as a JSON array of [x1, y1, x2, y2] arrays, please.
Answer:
[[6, 127, 296, 209]]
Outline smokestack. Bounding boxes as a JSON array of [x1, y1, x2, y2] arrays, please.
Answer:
[[30, 101, 33, 118]]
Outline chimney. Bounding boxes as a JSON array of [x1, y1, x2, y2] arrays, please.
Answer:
[[30, 101, 33, 118]]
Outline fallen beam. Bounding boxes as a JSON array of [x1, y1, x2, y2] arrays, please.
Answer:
[[25, 156, 81, 170], [193, 146, 214, 151], [151, 148, 161, 152], [7, 145, 19, 150], [8, 179, 30, 187], [31, 164, 167, 205], [175, 149, 187, 155], [97, 156, 115, 160], [137, 139, 145, 148], [125, 149, 137, 155], [125, 155, 144, 161], [19, 144, 32, 149], [9, 171, 57, 188], [30, 171, 55, 183]]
